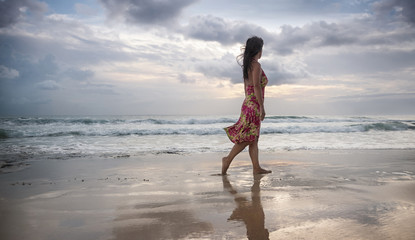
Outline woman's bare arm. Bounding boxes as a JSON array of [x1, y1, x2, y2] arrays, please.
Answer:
[[251, 62, 265, 120], [244, 79, 247, 97]]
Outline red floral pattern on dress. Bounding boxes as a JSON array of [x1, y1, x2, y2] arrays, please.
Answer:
[[224, 70, 268, 143]]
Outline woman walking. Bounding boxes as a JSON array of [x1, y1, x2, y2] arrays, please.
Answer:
[[222, 36, 272, 175]]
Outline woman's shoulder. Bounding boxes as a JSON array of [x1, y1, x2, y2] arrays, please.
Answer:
[[251, 61, 261, 71], [251, 60, 261, 66]]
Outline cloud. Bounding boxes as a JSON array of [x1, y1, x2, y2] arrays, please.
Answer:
[[329, 92, 415, 115], [178, 0, 415, 58], [1, 0, 414, 115], [99, 0, 196, 26], [373, 0, 415, 26], [0, 18, 137, 67], [78, 82, 118, 95], [0, 65, 19, 79], [75, 3, 99, 16], [178, 73, 196, 84], [270, 14, 415, 56], [65, 68, 94, 81], [36, 80, 59, 90], [262, 60, 309, 85], [270, 21, 363, 55], [306, 49, 415, 75], [0, 0, 47, 28], [182, 12, 414, 58], [194, 53, 241, 83], [333, 92, 415, 101], [183, 15, 272, 45], [0, 52, 59, 85]]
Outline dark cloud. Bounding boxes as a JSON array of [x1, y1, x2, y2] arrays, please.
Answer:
[[373, 0, 415, 26], [183, 15, 272, 45], [0, 0, 47, 28], [269, 21, 372, 56], [182, 16, 367, 56], [270, 15, 415, 56], [181, 1, 414, 56], [99, 0, 196, 26], [261, 60, 309, 85], [195, 53, 241, 83]]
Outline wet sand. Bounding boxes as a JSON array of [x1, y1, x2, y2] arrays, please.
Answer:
[[1, 150, 415, 240]]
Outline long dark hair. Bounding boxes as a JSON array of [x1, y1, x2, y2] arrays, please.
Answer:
[[237, 36, 264, 80]]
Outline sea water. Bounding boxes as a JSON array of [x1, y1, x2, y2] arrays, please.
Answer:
[[1, 115, 415, 162]]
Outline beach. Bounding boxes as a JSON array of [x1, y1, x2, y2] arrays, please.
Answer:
[[1, 150, 414, 240]]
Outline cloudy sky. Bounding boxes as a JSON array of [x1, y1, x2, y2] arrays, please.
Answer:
[[0, 0, 414, 116]]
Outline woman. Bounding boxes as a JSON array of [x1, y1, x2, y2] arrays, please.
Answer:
[[222, 36, 272, 175]]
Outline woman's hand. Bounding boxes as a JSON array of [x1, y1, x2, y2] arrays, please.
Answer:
[[260, 107, 266, 121]]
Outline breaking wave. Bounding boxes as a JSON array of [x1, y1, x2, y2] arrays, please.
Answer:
[[1, 116, 414, 139]]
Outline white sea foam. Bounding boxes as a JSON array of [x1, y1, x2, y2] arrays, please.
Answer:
[[1, 115, 414, 160]]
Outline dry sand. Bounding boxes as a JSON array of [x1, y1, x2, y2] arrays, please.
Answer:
[[1, 150, 415, 240]]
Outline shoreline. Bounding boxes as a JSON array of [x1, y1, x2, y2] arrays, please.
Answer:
[[1, 149, 415, 239]]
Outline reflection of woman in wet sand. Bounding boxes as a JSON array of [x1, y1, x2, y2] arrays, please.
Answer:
[[222, 175, 269, 240]]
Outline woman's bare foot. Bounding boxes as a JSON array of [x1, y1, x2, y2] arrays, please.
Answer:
[[253, 167, 272, 175], [222, 157, 231, 175]]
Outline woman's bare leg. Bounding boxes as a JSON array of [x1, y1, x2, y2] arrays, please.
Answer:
[[249, 139, 272, 174], [222, 142, 249, 175]]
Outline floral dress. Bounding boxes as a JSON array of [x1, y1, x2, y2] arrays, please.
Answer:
[[224, 70, 268, 143]]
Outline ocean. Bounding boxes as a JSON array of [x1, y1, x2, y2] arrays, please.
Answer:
[[1, 115, 415, 163]]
